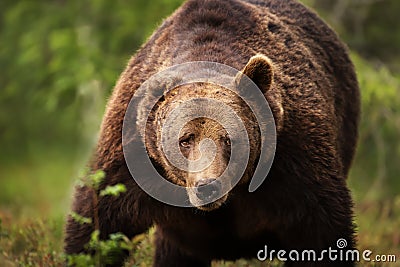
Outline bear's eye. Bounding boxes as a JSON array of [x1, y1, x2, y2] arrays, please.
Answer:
[[222, 135, 231, 146], [225, 138, 231, 146], [180, 140, 191, 148], [179, 135, 194, 148]]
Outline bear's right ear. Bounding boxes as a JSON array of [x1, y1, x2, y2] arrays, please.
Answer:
[[236, 54, 274, 94]]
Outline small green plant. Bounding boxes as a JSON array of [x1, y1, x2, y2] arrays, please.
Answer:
[[70, 212, 92, 225], [67, 230, 134, 267], [100, 184, 127, 197], [66, 169, 134, 267]]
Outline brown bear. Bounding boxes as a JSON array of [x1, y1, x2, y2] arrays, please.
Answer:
[[64, 0, 360, 266]]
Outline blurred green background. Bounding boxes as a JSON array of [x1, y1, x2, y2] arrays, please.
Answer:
[[0, 0, 399, 266]]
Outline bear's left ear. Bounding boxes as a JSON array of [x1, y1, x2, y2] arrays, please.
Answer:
[[236, 54, 284, 133], [236, 54, 274, 94]]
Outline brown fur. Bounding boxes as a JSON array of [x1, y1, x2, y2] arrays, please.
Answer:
[[64, 0, 360, 266], [145, 83, 262, 210]]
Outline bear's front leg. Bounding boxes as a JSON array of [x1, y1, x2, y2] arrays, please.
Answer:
[[153, 228, 211, 267], [279, 182, 356, 267]]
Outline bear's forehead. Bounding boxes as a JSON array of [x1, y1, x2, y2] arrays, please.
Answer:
[[164, 83, 241, 103], [181, 118, 228, 132]]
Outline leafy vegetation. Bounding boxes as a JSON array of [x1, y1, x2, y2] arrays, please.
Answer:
[[65, 170, 132, 266], [350, 54, 400, 200], [0, 0, 399, 266], [309, 0, 400, 72]]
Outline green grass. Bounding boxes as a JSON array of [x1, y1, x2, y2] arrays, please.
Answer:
[[0, 149, 78, 266], [0, 152, 399, 266]]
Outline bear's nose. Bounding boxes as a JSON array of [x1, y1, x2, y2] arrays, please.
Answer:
[[194, 178, 222, 201]]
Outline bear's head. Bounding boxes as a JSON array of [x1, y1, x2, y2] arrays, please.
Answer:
[[140, 55, 281, 211]]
